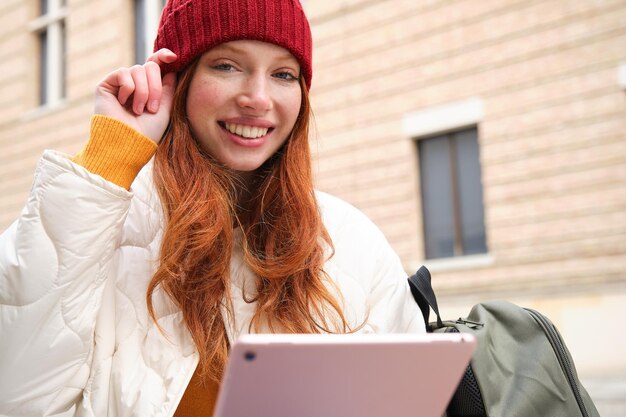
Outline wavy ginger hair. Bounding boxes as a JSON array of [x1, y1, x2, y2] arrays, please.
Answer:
[[149, 57, 350, 382]]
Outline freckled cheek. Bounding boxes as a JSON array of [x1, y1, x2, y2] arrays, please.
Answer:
[[276, 90, 302, 126], [187, 78, 226, 113]]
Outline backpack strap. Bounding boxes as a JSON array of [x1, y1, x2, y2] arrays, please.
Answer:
[[408, 266, 444, 330]]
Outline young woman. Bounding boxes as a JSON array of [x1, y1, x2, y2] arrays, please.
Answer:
[[0, 0, 424, 416]]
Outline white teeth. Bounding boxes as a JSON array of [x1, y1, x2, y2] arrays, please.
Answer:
[[224, 123, 269, 139]]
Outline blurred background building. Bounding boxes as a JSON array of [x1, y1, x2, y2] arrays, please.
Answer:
[[1, 0, 625, 414]]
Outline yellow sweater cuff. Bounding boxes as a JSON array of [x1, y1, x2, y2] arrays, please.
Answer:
[[72, 115, 158, 189]]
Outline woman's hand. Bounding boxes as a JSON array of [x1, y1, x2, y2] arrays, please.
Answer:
[[94, 49, 178, 144]]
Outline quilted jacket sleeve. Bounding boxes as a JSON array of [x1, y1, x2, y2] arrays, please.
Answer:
[[365, 231, 425, 334], [0, 151, 133, 416]]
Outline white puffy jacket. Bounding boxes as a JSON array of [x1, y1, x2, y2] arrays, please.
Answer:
[[0, 150, 424, 417]]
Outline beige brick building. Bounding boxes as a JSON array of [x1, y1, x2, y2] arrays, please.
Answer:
[[1, 0, 625, 414], [306, 1, 626, 414]]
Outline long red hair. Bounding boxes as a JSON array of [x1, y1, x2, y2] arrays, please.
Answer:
[[149, 58, 350, 382]]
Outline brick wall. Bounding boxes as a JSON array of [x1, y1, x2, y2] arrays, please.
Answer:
[[0, 0, 134, 228], [306, 0, 626, 294], [306, 1, 626, 412]]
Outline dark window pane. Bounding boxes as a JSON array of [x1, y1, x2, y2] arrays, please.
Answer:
[[418, 127, 487, 259], [134, 0, 147, 64], [39, 31, 47, 105], [41, 0, 48, 15], [419, 137, 455, 259], [454, 130, 487, 255]]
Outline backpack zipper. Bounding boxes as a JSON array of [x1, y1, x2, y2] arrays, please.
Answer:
[[525, 308, 590, 417]]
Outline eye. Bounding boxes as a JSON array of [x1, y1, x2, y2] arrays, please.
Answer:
[[273, 71, 298, 81], [213, 63, 236, 72]]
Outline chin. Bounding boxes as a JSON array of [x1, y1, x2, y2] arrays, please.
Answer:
[[223, 159, 268, 174]]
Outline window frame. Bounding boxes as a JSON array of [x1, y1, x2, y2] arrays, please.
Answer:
[[134, 0, 166, 64], [417, 128, 487, 260], [29, 0, 67, 108], [404, 98, 493, 271]]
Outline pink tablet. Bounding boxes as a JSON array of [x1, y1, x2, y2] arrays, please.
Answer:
[[214, 333, 476, 417]]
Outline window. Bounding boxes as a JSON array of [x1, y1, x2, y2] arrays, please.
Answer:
[[418, 128, 487, 259], [29, 0, 67, 106], [135, 0, 167, 64]]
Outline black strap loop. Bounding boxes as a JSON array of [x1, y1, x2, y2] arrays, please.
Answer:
[[408, 266, 443, 330]]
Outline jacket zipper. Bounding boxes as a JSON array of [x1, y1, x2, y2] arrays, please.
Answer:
[[525, 308, 590, 417]]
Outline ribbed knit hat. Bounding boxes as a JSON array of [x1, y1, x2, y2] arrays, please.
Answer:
[[154, 0, 313, 88]]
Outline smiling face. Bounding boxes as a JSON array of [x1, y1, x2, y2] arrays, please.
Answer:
[[186, 40, 303, 179]]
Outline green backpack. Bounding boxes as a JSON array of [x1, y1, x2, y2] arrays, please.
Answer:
[[408, 266, 601, 417]]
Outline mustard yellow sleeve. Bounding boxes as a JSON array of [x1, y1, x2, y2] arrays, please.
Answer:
[[71, 115, 158, 190]]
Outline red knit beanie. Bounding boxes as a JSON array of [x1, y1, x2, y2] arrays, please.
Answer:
[[154, 0, 313, 88]]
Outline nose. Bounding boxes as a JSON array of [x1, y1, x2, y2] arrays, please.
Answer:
[[236, 73, 272, 112]]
